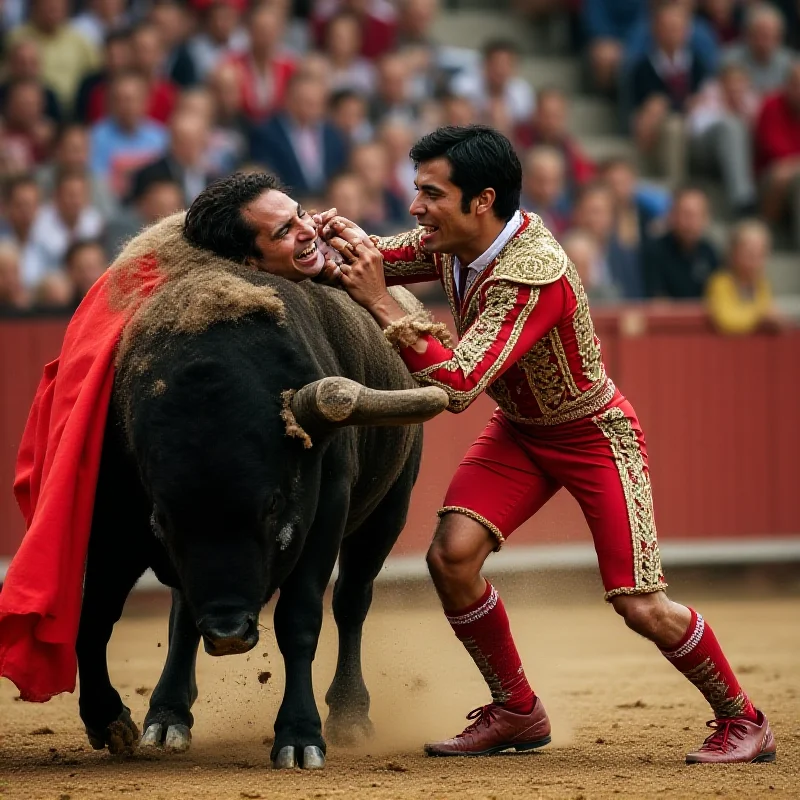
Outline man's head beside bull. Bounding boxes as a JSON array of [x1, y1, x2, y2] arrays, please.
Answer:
[[182, 171, 336, 281]]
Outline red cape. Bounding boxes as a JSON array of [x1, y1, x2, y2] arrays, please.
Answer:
[[0, 260, 161, 702]]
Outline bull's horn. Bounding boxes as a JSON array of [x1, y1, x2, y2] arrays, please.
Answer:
[[290, 377, 448, 431]]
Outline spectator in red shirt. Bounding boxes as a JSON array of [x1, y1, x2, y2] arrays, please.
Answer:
[[515, 87, 596, 200], [0, 78, 55, 169], [75, 29, 134, 124], [224, 2, 297, 123], [311, 0, 398, 61], [520, 145, 571, 238], [755, 60, 800, 248], [82, 25, 179, 124]]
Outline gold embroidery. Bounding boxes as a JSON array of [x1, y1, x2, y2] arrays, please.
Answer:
[[594, 408, 665, 599], [604, 584, 668, 601], [491, 213, 569, 286], [462, 638, 510, 704], [563, 260, 603, 383], [375, 228, 438, 280], [438, 506, 506, 549], [519, 335, 569, 414], [486, 376, 521, 420], [684, 659, 749, 719], [412, 283, 538, 412], [499, 376, 616, 427]]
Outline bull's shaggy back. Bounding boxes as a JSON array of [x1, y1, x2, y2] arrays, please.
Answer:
[[110, 212, 286, 369]]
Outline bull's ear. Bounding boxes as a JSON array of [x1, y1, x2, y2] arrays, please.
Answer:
[[288, 377, 448, 433]]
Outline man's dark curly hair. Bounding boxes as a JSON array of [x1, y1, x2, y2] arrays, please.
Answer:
[[183, 171, 283, 263]]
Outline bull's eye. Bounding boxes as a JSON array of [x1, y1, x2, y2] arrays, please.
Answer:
[[266, 492, 285, 517]]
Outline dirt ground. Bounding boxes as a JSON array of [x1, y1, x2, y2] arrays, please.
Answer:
[[1, 576, 798, 800]]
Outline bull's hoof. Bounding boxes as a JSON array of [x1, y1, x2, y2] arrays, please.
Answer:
[[86, 707, 139, 756], [325, 715, 375, 746], [140, 723, 192, 753], [272, 745, 326, 770]]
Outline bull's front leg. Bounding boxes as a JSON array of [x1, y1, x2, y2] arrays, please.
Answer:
[[271, 495, 348, 770], [140, 588, 200, 753]]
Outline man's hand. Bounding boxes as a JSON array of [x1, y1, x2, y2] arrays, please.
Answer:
[[326, 220, 392, 312]]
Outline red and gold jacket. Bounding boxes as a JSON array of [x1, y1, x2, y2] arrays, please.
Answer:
[[376, 211, 616, 425]]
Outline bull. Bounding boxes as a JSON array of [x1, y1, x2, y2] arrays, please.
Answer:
[[75, 214, 447, 769]]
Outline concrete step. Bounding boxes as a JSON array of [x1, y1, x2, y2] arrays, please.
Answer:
[[768, 252, 800, 295], [569, 97, 618, 137], [575, 134, 638, 163], [518, 56, 581, 93], [433, 11, 535, 54]]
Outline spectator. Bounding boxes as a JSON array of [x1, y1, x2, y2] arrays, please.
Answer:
[[369, 51, 419, 126], [451, 39, 535, 130], [688, 62, 760, 216], [324, 171, 370, 228], [329, 88, 374, 144], [0, 78, 55, 169], [520, 145, 571, 238], [515, 87, 596, 198], [72, 0, 129, 49], [721, 2, 793, 95], [128, 23, 180, 123], [0, 39, 62, 123], [599, 156, 671, 248], [439, 91, 478, 127], [32, 271, 74, 309], [129, 112, 214, 206], [562, 229, 620, 303], [149, 0, 199, 88], [570, 180, 644, 299], [624, 0, 721, 74], [36, 123, 118, 213], [7, 0, 100, 112], [64, 239, 107, 304], [188, 0, 248, 81], [349, 140, 410, 233], [311, 0, 398, 61], [643, 185, 720, 298], [175, 86, 246, 175], [22, 169, 104, 290], [378, 118, 417, 206], [224, 2, 297, 123], [582, 0, 642, 95], [697, 0, 744, 45], [249, 73, 348, 198], [104, 178, 184, 257], [706, 219, 782, 334], [0, 176, 40, 259], [755, 61, 800, 248], [630, 1, 714, 183], [323, 11, 376, 95], [75, 29, 133, 124], [89, 71, 169, 199], [0, 241, 29, 311]]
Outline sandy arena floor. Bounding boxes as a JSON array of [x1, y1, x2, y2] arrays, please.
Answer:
[[1, 580, 798, 800]]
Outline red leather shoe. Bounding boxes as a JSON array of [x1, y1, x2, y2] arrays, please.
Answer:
[[686, 710, 776, 764], [424, 698, 551, 757]]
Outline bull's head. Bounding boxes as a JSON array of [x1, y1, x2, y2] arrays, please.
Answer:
[[154, 372, 447, 659]]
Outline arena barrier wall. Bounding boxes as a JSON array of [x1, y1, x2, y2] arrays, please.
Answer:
[[1, 305, 799, 576]]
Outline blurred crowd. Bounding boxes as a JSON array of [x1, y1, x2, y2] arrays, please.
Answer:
[[0, 0, 797, 336]]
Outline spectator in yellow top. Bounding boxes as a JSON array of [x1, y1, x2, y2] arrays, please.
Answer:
[[706, 219, 782, 335], [8, 0, 100, 112]]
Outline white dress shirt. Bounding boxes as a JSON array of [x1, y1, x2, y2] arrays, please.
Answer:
[[453, 210, 522, 301]]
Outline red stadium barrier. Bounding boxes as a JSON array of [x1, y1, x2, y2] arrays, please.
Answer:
[[1, 307, 798, 561]]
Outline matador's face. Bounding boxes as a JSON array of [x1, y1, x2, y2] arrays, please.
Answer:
[[409, 157, 476, 256]]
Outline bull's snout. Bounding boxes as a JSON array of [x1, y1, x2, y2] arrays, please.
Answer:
[[198, 612, 259, 656]]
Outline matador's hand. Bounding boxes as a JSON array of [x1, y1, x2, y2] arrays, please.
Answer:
[[325, 220, 389, 311]]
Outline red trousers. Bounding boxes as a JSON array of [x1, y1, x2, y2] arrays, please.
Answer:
[[441, 394, 667, 600]]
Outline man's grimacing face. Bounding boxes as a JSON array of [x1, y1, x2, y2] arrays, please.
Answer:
[[243, 190, 325, 281]]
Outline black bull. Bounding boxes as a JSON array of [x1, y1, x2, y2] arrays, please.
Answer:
[[76, 273, 446, 768]]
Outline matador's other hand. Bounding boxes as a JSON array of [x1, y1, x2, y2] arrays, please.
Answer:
[[326, 222, 388, 311]]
